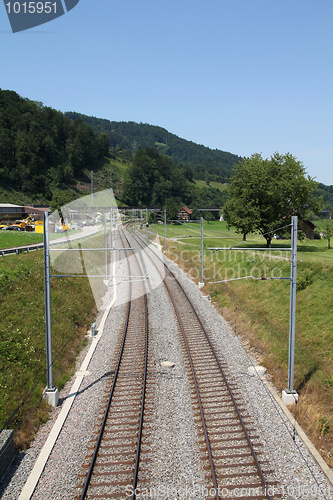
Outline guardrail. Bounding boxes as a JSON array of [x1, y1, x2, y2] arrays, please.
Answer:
[[0, 243, 44, 256], [0, 226, 102, 257]]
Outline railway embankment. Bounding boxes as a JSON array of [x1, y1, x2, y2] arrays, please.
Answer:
[[0, 226, 332, 499]]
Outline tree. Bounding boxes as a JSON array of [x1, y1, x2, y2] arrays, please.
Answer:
[[121, 147, 189, 207], [50, 190, 77, 215], [205, 212, 214, 224], [164, 198, 179, 222], [223, 196, 258, 241], [322, 219, 333, 249], [0, 90, 107, 200], [98, 132, 110, 157], [148, 212, 157, 224], [121, 164, 150, 207], [181, 164, 193, 182], [190, 207, 201, 221], [223, 153, 321, 247]]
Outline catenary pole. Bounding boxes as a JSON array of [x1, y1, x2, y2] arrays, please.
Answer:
[[164, 209, 166, 252], [43, 212, 53, 390], [288, 216, 298, 392], [207, 217, 299, 404], [110, 207, 113, 249], [200, 217, 204, 283], [104, 213, 107, 280], [91, 171, 94, 207]]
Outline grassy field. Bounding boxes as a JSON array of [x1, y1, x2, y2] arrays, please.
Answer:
[[143, 220, 333, 466], [194, 180, 228, 192], [0, 238, 99, 450], [0, 228, 96, 249], [0, 231, 44, 249]]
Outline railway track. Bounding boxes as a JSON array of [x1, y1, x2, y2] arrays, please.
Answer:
[[128, 228, 282, 500], [77, 229, 152, 499], [78, 225, 282, 499]]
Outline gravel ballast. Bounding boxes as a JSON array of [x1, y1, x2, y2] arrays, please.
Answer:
[[0, 242, 332, 500]]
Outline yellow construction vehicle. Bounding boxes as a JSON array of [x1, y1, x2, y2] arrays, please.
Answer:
[[2, 215, 34, 231]]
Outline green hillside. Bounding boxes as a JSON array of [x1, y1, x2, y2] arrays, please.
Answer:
[[1, 89, 332, 212], [0, 89, 110, 206], [65, 112, 242, 183], [0, 90, 229, 209], [194, 179, 229, 191]]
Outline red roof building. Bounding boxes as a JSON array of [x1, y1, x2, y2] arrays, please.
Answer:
[[178, 207, 192, 221]]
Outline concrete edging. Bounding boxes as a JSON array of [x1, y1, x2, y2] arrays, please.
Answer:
[[18, 262, 117, 500], [265, 380, 333, 487]]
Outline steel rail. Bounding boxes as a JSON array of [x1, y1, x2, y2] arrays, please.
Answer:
[[79, 283, 132, 500], [164, 280, 220, 500], [120, 227, 149, 500], [131, 293, 148, 500], [167, 265, 273, 500], [79, 229, 148, 500], [128, 229, 222, 496], [131, 228, 274, 500]]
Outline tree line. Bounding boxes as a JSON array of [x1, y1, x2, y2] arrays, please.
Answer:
[[65, 112, 242, 183], [122, 147, 227, 209], [1, 90, 331, 223], [0, 90, 109, 201], [0, 91, 227, 208]]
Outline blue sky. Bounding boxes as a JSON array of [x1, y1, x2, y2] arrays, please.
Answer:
[[1, 0, 332, 185]]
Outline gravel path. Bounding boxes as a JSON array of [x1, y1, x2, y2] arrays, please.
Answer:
[[0, 242, 332, 500]]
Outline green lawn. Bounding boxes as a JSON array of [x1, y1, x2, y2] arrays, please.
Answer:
[[150, 220, 333, 466], [0, 228, 98, 249], [0, 231, 44, 249], [147, 220, 333, 265]]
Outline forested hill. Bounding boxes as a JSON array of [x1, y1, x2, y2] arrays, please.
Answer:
[[1, 89, 331, 211], [0, 89, 109, 203], [0, 90, 229, 209], [65, 112, 242, 182]]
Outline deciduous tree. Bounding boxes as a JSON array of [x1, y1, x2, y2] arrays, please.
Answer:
[[322, 219, 333, 249], [164, 198, 179, 221], [223, 153, 321, 247]]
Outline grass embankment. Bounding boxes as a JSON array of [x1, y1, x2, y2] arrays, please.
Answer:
[[0, 238, 102, 450], [146, 220, 333, 467]]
